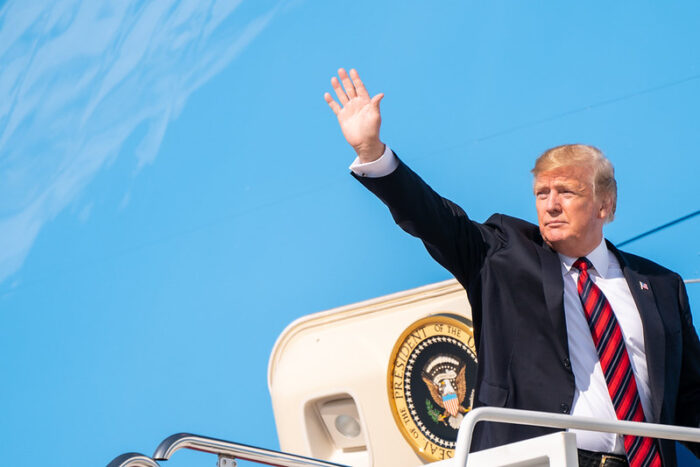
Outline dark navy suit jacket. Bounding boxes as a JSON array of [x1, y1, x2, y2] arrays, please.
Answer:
[[354, 158, 700, 466]]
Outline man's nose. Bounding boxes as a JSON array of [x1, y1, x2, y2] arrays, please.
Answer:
[[546, 193, 561, 213]]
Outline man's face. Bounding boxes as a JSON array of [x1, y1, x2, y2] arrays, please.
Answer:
[[534, 165, 610, 258]]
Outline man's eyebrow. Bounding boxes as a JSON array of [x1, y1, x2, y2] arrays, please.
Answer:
[[534, 179, 586, 192]]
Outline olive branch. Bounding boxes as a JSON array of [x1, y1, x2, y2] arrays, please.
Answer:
[[425, 399, 441, 423]]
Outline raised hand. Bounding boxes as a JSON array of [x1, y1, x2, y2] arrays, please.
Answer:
[[324, 68, 385, 163]]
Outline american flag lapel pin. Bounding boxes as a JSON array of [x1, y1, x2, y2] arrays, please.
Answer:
[[639, 281, 649, 291]]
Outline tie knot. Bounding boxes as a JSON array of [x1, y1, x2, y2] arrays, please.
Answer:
[[573, 257, 592, 272]]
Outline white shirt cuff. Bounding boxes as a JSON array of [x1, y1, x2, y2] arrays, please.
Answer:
[[349, 145, 399, 178]]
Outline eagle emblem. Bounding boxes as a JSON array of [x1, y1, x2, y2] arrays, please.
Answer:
[[422, 355, 470, 428], [387, 314, 478, 462]]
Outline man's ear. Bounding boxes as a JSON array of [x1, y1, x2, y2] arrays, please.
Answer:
[[598, 195, 613, 221]]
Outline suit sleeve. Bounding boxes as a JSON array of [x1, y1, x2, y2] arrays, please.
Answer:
[[352, 156, 505, 285], [675, 277, 700, 457]]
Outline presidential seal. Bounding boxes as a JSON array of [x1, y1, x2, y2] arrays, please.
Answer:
[[387, 314, 477, 462]]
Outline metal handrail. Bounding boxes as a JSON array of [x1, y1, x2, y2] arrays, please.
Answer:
[[152, 433, 350, 467], [106, 452, 160, 467], [453, 407, 700, 466]]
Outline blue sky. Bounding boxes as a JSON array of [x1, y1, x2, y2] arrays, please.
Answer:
[[1, 1, 699, 466]]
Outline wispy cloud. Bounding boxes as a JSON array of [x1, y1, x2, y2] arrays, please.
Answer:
[[0, 0, 279, 284]]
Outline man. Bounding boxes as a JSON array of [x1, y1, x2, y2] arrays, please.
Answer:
[[324, 68, 700, 467]]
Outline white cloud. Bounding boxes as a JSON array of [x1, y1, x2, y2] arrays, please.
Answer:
[[0, 0, 280, 284]]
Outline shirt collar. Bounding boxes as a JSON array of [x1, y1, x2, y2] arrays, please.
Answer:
[[559, 238, 609, 278]]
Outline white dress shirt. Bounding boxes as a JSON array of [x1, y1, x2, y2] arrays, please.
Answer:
[[349, 145, 398, 177], [560, 241, 652, 453], [351, 147, 653, 453]]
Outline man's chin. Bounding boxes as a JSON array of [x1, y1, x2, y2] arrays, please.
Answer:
[[542, 229, 566, 244]]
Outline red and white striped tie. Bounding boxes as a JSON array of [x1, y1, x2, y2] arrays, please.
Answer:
[[573, 257, 662, 467]]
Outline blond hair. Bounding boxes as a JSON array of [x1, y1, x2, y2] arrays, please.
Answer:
[[531, 144, 617, 222]]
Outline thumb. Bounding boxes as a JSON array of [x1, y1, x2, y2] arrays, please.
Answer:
[[371, 92, 384, 110]]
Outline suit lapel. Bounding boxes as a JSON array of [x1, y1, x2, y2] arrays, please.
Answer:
[[536, 244, 569, 358], [609, 242, 665, 422]]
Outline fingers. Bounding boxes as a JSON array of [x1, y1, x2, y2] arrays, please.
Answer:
[[371, 92, 384, 110], [338, 68, 357, 99], [349, 69, 369, 99], [331, 76, 348, 105], [326, 68, 374, 114], [324, 92, 341, 115]]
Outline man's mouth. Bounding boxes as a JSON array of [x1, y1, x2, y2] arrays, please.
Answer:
[[546, 221, 566, 228]]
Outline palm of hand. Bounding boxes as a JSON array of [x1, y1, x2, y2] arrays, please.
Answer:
[[337, 96, 381, 149], [325, 68, 385, 160]]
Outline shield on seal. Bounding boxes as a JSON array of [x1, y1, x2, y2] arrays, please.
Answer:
[[442, 392, 459, 417]]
